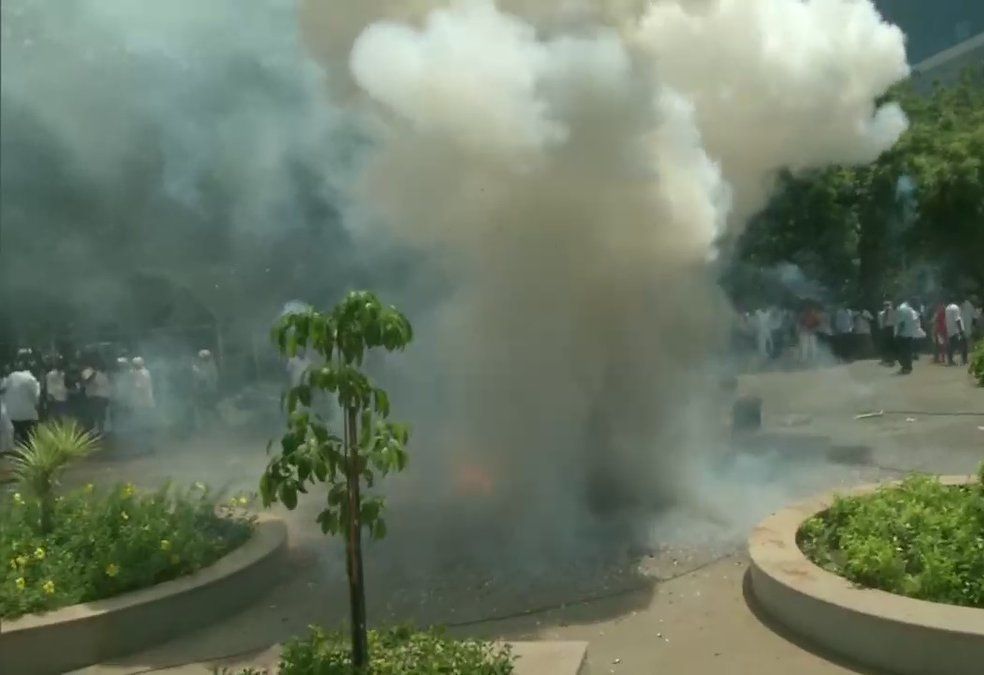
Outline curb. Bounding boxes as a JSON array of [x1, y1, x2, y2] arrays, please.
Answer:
[[0, 516, 288, 675], [748, 476, 984, 675]]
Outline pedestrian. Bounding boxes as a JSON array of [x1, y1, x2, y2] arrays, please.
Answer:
[[192, 349, 219, 429], [894, 299, 920, 375], [798, 303, 820, 364], [961, 296, 982, 342], [932, 303, 948, 364], [944, 299, 968, 366], [1, 359, 42, 445], [45, 356, 70, 419], [128, 357, 156, 444], [754, 307, 773, 361], [852, 308, 874, 359], [877, 301, 896, 365], [83, 361, 112, 434]]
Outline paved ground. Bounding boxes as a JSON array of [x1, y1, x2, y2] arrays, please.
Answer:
[[64, 358, 982, 674]]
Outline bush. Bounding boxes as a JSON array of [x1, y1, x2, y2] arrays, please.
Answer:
[[799, 472, 984, 608], [970, 339, 984, 386], [1, 483, 253, 618], [274, 626, 514, 675], [11, 420, 100, 533]]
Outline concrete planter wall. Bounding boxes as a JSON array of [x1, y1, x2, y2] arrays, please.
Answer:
[[748, 476, 984, 675], [0, 516, 288, 675]]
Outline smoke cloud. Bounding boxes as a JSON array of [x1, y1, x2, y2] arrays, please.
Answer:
[[339, 0, 909, 553], [1, 0, 911, 562]]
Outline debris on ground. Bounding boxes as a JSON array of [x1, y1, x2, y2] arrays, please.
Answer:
[[854, 410, 884, 420]]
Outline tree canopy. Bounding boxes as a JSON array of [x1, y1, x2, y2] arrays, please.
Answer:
[[733, 69, 984, 308]]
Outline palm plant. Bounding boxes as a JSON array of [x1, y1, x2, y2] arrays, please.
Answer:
[[12, 420, 101, 532]]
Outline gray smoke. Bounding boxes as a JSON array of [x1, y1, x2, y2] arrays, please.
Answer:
[[0, 0, 366, 346], [1, 0, 912, 563], [340, 0, 909, 552]]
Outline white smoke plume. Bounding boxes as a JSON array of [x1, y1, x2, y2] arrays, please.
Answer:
[[335, 0, 909, 551]]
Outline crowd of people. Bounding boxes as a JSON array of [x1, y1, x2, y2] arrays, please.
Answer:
[[0, 346, 219, 453], [737, 294, 982, 375]]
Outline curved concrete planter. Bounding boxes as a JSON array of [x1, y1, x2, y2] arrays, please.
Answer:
[[748, 476, 984, 675], [0, 516, 288, 675]]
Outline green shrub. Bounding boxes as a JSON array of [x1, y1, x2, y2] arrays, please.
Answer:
[[970, 339, 984, 386], [11, 420, 100, 533], [274, 626, 514, 675], [1, 483, 253, 618], [799, 473, 984, 608]]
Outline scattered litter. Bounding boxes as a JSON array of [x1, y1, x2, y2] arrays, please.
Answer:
[[854, 410, 884, 420], [613, 658, 622, 665], [905, 417, 917, 423]]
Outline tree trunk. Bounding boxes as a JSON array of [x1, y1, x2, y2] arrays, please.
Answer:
[[344, 405, 369, 669]]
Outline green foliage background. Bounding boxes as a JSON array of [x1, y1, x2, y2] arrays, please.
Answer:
[[733, 70, 984, 307]]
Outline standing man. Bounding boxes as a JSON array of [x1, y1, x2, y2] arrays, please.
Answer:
[[83, 361, 112, 434], [45, 356, 70, 420], [877, 301, 896, 365], [129, 357, 157, 442], [894, 299, 920, 375], [945, 299, 968, 366], [192, 349, 220, 429], [798, 303, 820, 364], [852, 308, 874, 359], [754, 307, 773, 361], [1, 359, 41, 445]]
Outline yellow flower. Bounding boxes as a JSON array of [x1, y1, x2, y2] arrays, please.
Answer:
[[42, 580, 55, 595], [84, 483, 94, 494], [160, 539, 172, 551], [34, 548, 45, 561], [120, 511, 129, 521], [15, 555, 28, 568], [122, 484, 135, 498], [8, 559, 17, 571], [15, 577, 26, 590], [237, 496, 249, 506], [13, 492, 24, 505], [169, 554, 180, 565], [105, 563, 120, 578]]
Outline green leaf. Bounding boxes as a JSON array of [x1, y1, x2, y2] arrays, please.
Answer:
[[280, 483, 298, 510], [373, 388, 390, 417]]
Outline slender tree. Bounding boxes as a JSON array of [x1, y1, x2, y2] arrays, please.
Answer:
[[260, 290, 412, 669]]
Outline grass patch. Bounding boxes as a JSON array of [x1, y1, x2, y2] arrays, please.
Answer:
[[1, 483, 253, 618], [798, 472, 984, 608], [971, 338, 984, 386]]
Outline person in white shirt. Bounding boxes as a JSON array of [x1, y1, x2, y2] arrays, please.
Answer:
[[944, 300, 968, 366], [192, 349, 220, 428], [852, 309, 874, 358], [877, 301, 896, 365], [45, 357, 69, 419], [83, 363, 112, 433], [1, 361, 42, 444], [128, 357, 156, 439], [753, 308, 773, 360], [894, 300, 920, 374]]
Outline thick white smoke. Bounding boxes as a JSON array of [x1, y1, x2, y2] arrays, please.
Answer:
[[336, 0, 909, 551]]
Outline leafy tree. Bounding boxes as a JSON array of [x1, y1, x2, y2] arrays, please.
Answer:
[[735, 70, 984, 308], [260, 290, 412, 669]]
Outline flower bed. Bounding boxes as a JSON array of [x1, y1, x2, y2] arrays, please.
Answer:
[[1, 482, 253, 618], [798, 470, 984, 608], [231, 626, 515, 675]]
